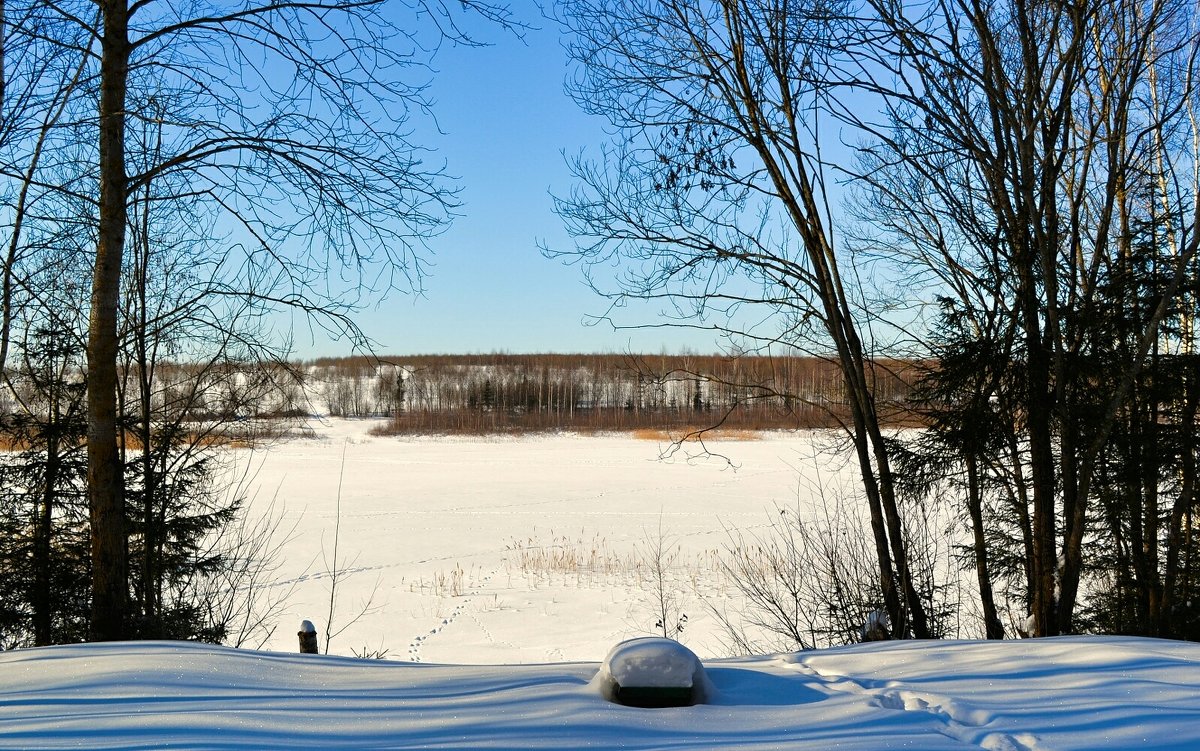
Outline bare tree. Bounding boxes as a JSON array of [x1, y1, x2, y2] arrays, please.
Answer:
[[0, 3, 95, 373], [637, 517, 687, 640], [557, 0, 1200, 640], [553, 0, 933, 637], [0, 0, 520, 640], [851, 0, 1200, 635]]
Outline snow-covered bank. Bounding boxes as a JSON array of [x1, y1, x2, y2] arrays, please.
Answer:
[[2, 636, 1197, 749]]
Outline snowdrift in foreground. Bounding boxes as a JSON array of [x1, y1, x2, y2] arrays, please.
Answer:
[[2, 636, 1198, 750]]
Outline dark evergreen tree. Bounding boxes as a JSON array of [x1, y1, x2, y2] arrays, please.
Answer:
[[1076, 206, 1200, 638], [897, 297, 1018, 640], [124, 427, 239, 642], [0, 325, 90, 647]]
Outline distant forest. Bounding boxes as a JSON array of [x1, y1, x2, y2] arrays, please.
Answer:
[[305, 353, 921, 433]]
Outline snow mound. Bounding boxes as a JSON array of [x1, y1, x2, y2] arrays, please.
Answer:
[[594, 637, 712, 705]]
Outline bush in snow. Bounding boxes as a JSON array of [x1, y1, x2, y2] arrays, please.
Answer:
[[859, 610, 891, 642]]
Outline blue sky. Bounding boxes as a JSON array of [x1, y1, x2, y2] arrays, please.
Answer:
[[293, 16, 725, 358]]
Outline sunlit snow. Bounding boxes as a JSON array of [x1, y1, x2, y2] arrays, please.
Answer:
[[4, 418, 1197, 748], [235, 417, 863, 661], [2, 637, 1198, 749]]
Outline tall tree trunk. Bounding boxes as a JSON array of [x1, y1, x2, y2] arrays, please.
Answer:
[[1162, 370, 1200, 634], [966, 454, 1005, 639], [135, 150, 158, 636], [89, 0, 130, 642], [1018, 258, 1060, 636], [844, 397, 904, 633], [33, 430, 58, 646]]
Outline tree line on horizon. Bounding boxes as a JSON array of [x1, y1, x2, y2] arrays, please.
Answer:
[[306, 352, 919, 433]]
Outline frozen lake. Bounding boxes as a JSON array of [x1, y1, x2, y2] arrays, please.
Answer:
[[240, 418, 863, 661]]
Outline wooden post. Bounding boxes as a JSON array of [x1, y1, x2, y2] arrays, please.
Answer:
[[298, 619, 318, 654]]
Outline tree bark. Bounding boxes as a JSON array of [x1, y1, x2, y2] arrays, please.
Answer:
[[89, 0, 130, 642], [966, 455, 1005, 639], [33, 429, 58, 646]]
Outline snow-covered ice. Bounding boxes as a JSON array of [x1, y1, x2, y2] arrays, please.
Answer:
[[236, 417, 863, 660]]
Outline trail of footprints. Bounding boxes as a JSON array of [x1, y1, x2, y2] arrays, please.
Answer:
[[467, 610, 496, 646], [271, 552, 472, 590], [406, 569, 496, 663], [788, 658, 1042, 751], [404, 569, 1032, 751]]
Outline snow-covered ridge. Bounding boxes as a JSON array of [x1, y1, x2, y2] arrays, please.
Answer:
[[2, 636, 1197, 749]]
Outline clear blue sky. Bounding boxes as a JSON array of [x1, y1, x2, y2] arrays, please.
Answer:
[[293, 16, 724, 358]]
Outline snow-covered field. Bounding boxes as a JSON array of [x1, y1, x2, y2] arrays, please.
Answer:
[[239, 417, 863, 661], [5, 418, 1200, 749]]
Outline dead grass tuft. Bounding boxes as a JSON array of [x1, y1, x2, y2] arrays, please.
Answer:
[[0, 425, 287, 453], [630, 427, 762, 442]]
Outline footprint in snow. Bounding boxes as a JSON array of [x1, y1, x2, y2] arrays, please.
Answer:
[[791, 658, 1043, 751]]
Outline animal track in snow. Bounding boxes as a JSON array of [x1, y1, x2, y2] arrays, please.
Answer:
[[788, 657, 1042, 751], [468, 611, 496, 645], [406, 603, 466, 662], [405, 569, 497, 662]]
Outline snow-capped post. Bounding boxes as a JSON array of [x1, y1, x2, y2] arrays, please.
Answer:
[[594, 637, 711, 707], [299, 620, 318, 654]]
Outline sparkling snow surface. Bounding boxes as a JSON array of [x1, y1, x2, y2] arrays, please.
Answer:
[[2, 637, 1199, 749]]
